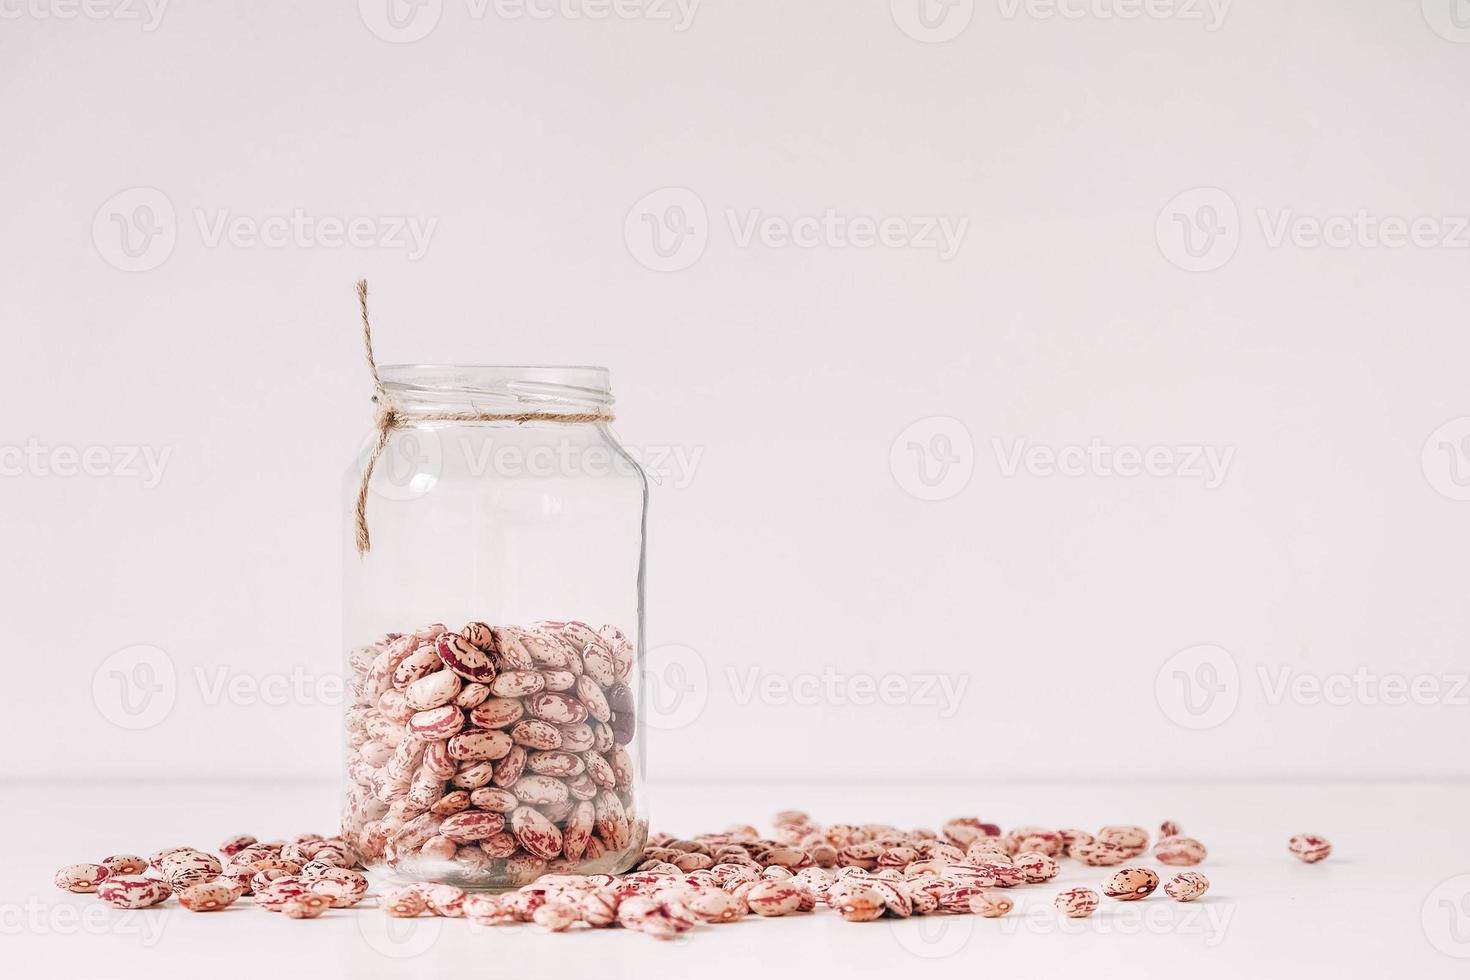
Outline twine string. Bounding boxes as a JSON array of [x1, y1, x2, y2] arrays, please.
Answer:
[[353, 279, 613, 554]]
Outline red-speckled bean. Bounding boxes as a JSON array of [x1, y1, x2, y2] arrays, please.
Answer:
[[178, 881, 241, 912], [406, 670, 463, 711], [447, 729, 513, 761], [490, 671, 545, 699], [511, 806, 564, 860], [440, 811, 507, 844], [1164, 871, 1210, 902], [97, 876, 170, 909], [471, 699, 525, 730], [54, 864, 110, 893], [380, 887, 427, 917], [1055, 887, 1099, 918], [409, 705, 465, 740], [100, 855, 148, 877], [438, 633, 496, 683], [1103, 868, 1159, 901], [1289, 834, 1332, 863], [1155, 836, 1207, 866]]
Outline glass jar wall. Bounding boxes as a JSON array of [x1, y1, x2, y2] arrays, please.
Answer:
[[341, 366, 647, 889]]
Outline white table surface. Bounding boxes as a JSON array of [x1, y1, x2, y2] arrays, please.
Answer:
[[4, 779, 1467, 978]]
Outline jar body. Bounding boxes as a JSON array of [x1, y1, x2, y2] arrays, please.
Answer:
[[341, 367, 647, 889]]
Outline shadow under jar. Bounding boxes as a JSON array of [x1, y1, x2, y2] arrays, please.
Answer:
[[341, 366, 648, 889]]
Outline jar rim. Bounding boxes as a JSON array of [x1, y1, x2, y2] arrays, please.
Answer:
[[378, 364, 613, 412], [383, 363, 610, 372]]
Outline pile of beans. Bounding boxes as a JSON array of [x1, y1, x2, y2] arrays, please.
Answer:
[[342, 620, 641, 888], [54, 815, 1331, 938], [422, 813, 1227, 938], [54, 833, 367, 917]]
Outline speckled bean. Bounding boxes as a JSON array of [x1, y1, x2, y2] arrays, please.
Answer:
[[393, 646, 443, 690], [405, 670, 463, 711], [447, 729, 513, 761], [1103, 867, 1159, 901], [471, 699, 525, 730], [1055, 887, 1100, 918], [1289, 833, 1331, 863], [1164, 871, 1210, 902], [409, 705, 465, 740], [1154, 835, 1207, 866], [533, 901, 581, 932], [437, 633, 496, 683], [54, 864, 110, 893], [747, 880, 805, 916], [525, 692, 588, 725], [100, 854, 148, 877], [440, 811, 507, 843], [424, 884, 467, 917], [511, 806, 565, 860], [97, 875, 171, 909], [834, 888, 886, 922], [178, 881, 241, 911], [490, 670, 545, 699], [380, 887, 427, 917], [1096, 825, 1150, 857], [282, 894, 332, 919], [969, 890, 1014, 917], [307, 869, 369, 908], [510, 719, 562, 750]]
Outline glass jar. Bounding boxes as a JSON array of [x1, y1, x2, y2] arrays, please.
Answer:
[[341, 365, 647, 889]]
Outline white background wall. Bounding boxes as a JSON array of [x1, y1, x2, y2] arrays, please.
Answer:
[[2, 0, 1467, 784]]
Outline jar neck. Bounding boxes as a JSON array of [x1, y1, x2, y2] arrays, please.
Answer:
[[379, 365, 614, 416]]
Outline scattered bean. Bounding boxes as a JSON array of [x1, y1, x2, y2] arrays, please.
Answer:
[[533, 901, 581, 932], [218, 835, 258, 857], [54, 864, 110, 893], [282, 894, 332, 919], [97, 876, 170, 910], [834, 889, 886, 922], [968, 890, 1014, 918], [1103, 868, 1159, 901], [1055, 887, 1100, 918], [1289, 834, 1331, 864], [1096, 826, 1150, 857], [1154, 835, 1207, 866], [178, 881, 242, 912], [380, 887, 428, 917], [1164, 872, 1210, 902], [99, 855, 148, 877], [53, 810, 1268, 945], [424, 884, 468, 917], [307, 868, 370, 908]]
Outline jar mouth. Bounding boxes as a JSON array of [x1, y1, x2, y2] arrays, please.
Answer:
[[379, 365, 614, 414]]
